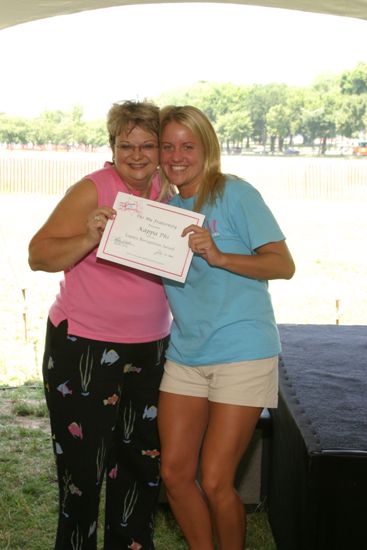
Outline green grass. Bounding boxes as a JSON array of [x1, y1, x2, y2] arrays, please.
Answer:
[[0, 385, 276, 549]]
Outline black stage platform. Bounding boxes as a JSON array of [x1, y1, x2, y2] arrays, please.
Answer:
[[268, 324, 367, 550]]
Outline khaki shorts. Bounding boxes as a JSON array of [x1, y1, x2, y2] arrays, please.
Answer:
[[160, 356, 279, 407]]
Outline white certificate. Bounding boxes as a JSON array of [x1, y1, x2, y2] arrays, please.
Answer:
[[97, 192, 205, 282]]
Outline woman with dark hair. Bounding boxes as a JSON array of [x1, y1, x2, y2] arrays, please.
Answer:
[[29, 100, 173, 550]]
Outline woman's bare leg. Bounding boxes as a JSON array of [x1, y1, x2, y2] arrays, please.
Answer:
[[158, 391, 214, 549], [200, 403, 262, 550]]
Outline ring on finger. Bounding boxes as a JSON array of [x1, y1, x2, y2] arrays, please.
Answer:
[[94, 215, 101, 222]]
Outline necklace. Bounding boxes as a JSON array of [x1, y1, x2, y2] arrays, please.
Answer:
[[123, 178, 152, 198], [113, 165, 152, 198]]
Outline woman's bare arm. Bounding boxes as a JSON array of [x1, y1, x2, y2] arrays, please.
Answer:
[[28, 179, 115, 272], [183, 225, 295, 280]]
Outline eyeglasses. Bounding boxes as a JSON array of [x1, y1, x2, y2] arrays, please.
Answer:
[[115, 143, 158, 154]]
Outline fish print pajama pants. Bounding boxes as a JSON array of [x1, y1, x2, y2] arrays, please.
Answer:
[[42, 318, 169, 550]]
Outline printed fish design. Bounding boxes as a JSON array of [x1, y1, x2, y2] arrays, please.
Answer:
[[108, 465, 118, 479], [103, 394, 119, 406], [69, 483, 82, 496], [88, 522, 96, 537], [128, 541, 142, 550], [141, 449, 160, 458], [55, 442, 63, 455], [67, 335, 77, 342], [47, 357, 54, 369], [68, 422, 83, 439], [123, 363, 142, 374], [143, 405, 157, 420], [101, 348, 120, 365], [148, 475, 160, 487], [57, 381, 73, 397]]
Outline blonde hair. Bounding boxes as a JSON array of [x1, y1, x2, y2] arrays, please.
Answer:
[[107, 100, 173, 201], [159, 105, 226, 212]]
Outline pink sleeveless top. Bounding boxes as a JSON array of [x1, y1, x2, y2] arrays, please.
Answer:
[[49, 162, 171, 343]]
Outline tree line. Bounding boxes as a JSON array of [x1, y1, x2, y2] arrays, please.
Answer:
[[1, 62, 367, 154], [0, 105, 107, 151]]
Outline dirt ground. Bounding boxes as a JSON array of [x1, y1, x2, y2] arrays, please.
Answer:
[[0, 391, 50, 431]]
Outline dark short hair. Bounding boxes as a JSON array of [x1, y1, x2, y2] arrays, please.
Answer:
[[107, 100, 159, 149]]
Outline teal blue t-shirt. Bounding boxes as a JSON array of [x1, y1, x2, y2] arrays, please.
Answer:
[[163, 178, 285, 366]]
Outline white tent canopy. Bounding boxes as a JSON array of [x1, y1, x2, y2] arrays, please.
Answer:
[[1, 0, 367, 31]]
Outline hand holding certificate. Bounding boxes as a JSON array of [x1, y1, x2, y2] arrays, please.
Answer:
[[97, 192, 205, 282]]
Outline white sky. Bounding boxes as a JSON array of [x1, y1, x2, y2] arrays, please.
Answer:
[[0, 3, 366, 120]]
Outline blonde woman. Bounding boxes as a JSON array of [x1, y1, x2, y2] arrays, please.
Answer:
[[158, 105, 295, 550]]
